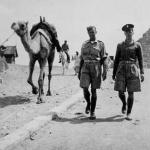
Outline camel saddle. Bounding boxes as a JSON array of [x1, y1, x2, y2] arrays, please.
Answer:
[[30, 21, 61, 52]]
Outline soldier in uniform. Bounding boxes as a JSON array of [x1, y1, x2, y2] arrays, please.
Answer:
[[78, 26, 108, 119], [112, 24, 144, 120]]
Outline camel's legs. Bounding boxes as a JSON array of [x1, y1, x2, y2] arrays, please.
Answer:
[[27, 58, 38, 94], [47, 50, 55, 96], [37, 59, 47, 104], [41, 72, 45, 95], [62, 63, 65, 75]]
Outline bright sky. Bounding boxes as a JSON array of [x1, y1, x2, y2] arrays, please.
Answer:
[[0, 0, 150, 65]]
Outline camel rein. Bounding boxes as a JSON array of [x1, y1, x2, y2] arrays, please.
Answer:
[[0, 32, 15, 46]]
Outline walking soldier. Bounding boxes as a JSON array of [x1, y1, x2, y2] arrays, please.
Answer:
[[78, 26, 108, 119], [112, 24, 144, 120]]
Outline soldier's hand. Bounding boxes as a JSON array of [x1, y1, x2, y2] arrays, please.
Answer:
[[59, 51, 63, 55], [141, 74, 144, 82], [78, 72, 81, 80], [112, 75, 115, 81], [0, 78, 2, 84], [102, 73, 107, 81]]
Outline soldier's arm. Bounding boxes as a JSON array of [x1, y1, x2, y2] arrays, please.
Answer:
[[67, 44, 69, 51], [136, 43, 144, 74], [100, 42, 108, 79], [136, 43, 144, 82], [78, 43, 85, 79], [113, 44, 121, 79], [78, 55, 84, 80]]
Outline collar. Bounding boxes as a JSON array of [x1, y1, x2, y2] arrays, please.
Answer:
[[88, 39, 98, 44], [124, 40, 134, 45]]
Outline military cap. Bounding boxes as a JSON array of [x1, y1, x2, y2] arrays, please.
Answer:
[[87, 26, 97, 32], [122, 24, 134, 32]]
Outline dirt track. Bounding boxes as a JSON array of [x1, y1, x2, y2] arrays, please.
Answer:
[[0, 64, 80, 139], [5, 68, 150, 150], [1, 65, 150, 150]]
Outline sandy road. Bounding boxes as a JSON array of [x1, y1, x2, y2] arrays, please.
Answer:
[[0, 64, 80, 139], [8, 69, 150, 150]]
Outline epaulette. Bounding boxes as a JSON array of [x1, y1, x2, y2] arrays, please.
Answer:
[[135, 41, 141, 45], [117, 41, 124, 46], [97, 40, 104, 46], [81, 40, 90, 47], [97, 40, 103, 43]]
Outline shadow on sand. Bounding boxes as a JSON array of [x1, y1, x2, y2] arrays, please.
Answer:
[[0, 95, 31, 108], [53, 114, 125, 124], [52, 73, 76, 76]]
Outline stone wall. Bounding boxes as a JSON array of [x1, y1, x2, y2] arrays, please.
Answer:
[[138, 28, 150, 68]]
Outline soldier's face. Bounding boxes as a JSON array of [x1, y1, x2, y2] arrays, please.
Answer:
[[88, 29, 97, 40], [124, 30, 134, 39]]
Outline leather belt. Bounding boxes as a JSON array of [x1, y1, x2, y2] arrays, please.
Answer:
[[84, 60, 99, 63], [120, 60, 136, 64]]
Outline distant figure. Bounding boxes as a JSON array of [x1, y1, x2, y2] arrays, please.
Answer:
[[60, 51, 69, 75], [0, 45, 8, 73], [112, 24, 144, 120], [59, 40, 70, 63], [105, 53, 113, 70], [73, 51, 80, 75]]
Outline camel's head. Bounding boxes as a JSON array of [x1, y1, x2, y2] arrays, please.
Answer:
[[11, 21, 28, 37]]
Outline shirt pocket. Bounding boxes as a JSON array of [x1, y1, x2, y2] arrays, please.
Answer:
[[90, 47, 100, 58], [81, 63, 89, 73], [82, 45, 90, 55], [116, 63, 125, 76], [127, 48, 136, 58]]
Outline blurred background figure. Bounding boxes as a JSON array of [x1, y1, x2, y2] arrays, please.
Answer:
[[0, 45, 9, 83], [105, 52, 114, 70], [59, 40, 70, 63], [72, 51, 80, 75]]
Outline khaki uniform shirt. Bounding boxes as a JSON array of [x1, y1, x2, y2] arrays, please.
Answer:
[[80, 40, 107, 89], [80, 40, 106, 62]]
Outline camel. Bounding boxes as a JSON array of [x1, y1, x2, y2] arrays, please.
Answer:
[[11, 19, 57, 104]]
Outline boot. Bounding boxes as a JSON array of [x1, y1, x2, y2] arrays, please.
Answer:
[[83, 89, 91, 114], [58, 59, 61, 63], [119, 92, 126, 114], [125, 94, 134, 121], [90, 96, 97, 120], [68, 59, 70, 63], [125, 113, 132, 121], [85, 102, 90, 114], [122, 104, 126, 114], [90, 112, 96, 120]]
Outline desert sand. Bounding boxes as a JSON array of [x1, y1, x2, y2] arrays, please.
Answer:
[[0, 64, 80, 139], [1, 65, 150, 150]]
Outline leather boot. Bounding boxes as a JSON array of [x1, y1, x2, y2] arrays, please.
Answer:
[[85, 102, 90, 114], [119, 92, 126, 114], [90, 90, 97, 120], [83, 88, 90, 114]]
